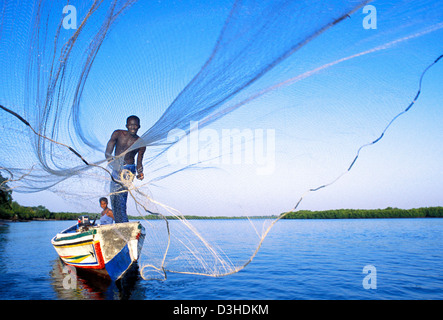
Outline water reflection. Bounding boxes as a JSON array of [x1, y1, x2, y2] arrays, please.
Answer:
[[50, 258, 142, 300], [0, 223, 10, 275]]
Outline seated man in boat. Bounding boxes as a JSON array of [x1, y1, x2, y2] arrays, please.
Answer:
[[105, 115, 146, 223], [99, 197, 114, 225]]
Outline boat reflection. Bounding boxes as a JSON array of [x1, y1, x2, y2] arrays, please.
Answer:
[[50, 258, 141, 300]]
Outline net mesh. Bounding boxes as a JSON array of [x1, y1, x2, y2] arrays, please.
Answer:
[[1, 0, 442, 280]]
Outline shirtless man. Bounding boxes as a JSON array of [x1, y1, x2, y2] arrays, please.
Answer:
[[105, 115, 146, 223]]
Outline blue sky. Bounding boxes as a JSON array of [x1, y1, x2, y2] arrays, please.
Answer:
[[4, 0, 443, 215]]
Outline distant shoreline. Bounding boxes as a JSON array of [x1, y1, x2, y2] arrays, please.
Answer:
[[280, 206, 443, 219], [1, 204, 442, 222]]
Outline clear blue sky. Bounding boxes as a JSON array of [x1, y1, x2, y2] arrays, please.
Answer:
[[4, 0, 443, 216]]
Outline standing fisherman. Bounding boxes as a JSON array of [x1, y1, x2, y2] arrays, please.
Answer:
[[105, 115, 146, 223]]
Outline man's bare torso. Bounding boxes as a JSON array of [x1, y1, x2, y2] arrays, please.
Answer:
[[105, 116, 146, 179], [112, 130, 140, 164]]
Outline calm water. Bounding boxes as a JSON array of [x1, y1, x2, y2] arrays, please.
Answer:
[[0, 218, 442, 300]]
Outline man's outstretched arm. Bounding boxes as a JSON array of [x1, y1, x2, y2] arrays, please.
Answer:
[[136, 146, 146, 180], [105, 130, 119, 160]]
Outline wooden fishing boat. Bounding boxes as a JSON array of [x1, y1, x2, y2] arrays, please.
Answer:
[[51, 216, 145, 281]]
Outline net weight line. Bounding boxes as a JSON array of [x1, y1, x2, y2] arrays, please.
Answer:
[[290, 53, 443, 213], [221, 53, 443, 277]]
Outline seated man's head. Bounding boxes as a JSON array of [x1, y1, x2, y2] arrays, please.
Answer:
[[99, 197, 108, 209], [126, 115, 140, 136]]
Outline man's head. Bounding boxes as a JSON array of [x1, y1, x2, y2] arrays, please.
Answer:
[[126, 115, 140, 136]]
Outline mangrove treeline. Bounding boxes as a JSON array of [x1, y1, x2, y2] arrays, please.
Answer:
[[0, 201, 90, 221], [1, 201, 442, 221], [280, 207, 443, 219]]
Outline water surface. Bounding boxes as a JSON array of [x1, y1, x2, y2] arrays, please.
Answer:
[[0, 218, 441, 300]]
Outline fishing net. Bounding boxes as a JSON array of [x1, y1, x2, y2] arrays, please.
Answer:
[[1, 0, 442, 280]]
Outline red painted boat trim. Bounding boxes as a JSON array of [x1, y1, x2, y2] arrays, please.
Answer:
[[65, 241, 106, 270]]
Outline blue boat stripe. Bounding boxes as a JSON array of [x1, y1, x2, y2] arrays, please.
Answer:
[[105, 244, 132, 281]]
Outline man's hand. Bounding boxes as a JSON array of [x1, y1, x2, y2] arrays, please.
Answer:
[[136, 172, 144, 180]]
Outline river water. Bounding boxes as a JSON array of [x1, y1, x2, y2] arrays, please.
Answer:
[[0, 218, 441, 300]]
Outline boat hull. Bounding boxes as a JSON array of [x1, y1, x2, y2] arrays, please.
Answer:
[[51, 222, 145, 281]]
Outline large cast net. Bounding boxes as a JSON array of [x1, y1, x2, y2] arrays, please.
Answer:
[[1, 0, 442, 280]]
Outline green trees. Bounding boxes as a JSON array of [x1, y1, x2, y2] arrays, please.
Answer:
[[0, 173, 12, 205], [0, 173, 13, 219], [280, 207, 443, 219]]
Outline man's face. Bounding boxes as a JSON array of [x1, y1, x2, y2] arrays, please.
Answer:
[[126, 118, 140, 136]]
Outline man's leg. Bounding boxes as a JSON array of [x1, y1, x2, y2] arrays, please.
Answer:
[[110, 179, 129, 223], [119, 189, 129, 223]]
